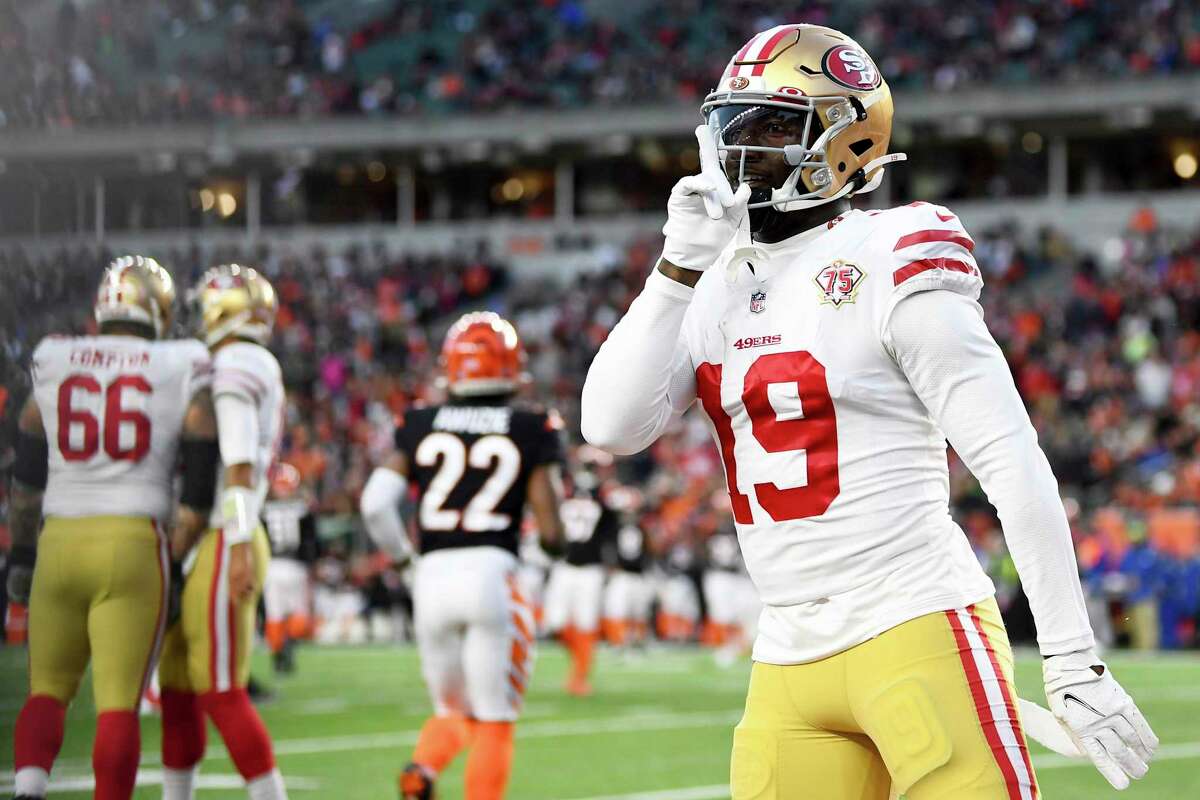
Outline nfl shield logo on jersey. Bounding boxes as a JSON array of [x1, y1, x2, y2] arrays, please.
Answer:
[[749, 291, 767, 314], [815, 261, 866, 308]]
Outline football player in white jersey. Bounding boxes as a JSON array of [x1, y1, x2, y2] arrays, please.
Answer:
[[582, 23, 1158, 800], [157, 264, 289, 800], [8, 257, 218, 800]]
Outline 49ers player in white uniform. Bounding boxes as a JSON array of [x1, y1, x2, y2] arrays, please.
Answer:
[[582, 24, 1158, 800], [158, 264, 289, 800], [9, 257, 216, 800]]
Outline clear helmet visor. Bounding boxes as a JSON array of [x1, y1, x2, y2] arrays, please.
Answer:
[[705, 103, 840, 209]]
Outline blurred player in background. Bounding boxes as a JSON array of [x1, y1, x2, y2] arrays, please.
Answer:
[[583, 23, 1158, 799], [656, 536, 702, 642], [543, 464, 617, 695], [8, 257, 217, 800], [261, 462, 319, 674], [516, 526, 553, 631], [601, 486, 652, 651], [360, 311, 564, 800], [701, 528, 747, 649], [158, 264, 289, 800]]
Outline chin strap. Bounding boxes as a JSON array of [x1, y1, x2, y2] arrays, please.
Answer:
[[768, 152, 908, 213]]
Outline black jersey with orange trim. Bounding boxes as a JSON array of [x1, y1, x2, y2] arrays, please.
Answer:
[[395, 399, 565, 556]]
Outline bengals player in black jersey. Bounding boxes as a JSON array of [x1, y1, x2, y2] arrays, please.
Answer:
[[360, 312, 564, 800]]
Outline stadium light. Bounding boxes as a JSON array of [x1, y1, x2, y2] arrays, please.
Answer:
[[1174, 152, 1197, 180], [217, 192, 238, 217]]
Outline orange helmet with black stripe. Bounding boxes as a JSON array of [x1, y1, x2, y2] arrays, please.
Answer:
[[441, 312, 526, 397]]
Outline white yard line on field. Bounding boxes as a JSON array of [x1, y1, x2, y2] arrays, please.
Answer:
[[565, 742, 1200, 800], [0, 709, 740, 780], [0, 770, 321, 796], [1034, 740, 1200, 770]]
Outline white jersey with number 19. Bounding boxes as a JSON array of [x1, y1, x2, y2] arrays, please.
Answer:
[[584, 200, 1093, 665], [32, 335, 212, 521]]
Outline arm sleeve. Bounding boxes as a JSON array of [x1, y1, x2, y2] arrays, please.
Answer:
[[886, 289, 1094, 656], [214, 393, 259, 467], [581, 269, 698, 455], [360, 467, 412, 561]]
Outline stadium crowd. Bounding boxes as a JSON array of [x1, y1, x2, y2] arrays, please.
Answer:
[[2, 0, 1198, 130], [3, 206, 1200, 651]]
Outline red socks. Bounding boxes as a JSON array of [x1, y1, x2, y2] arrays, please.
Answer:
[[463, 721, 514, 800], [200, 689, 277, 780], [92, 710, 140, 800], [14, 694, 66, 773], [161, 689, 207, 769]]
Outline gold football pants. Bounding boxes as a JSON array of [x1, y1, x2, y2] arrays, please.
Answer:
[[731, 598, 1039, 800], [158, 527, 270, 694], [27, 516, 168, 711]]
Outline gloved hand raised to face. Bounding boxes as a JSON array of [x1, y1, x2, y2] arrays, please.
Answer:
[[661, 125, 751, 273]]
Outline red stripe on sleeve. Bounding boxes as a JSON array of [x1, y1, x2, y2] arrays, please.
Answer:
[[894, 229, 976, 253], [892, 258, 977, 287]]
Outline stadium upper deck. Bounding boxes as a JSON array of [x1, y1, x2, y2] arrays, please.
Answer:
[[2, 0, 1198, 130]]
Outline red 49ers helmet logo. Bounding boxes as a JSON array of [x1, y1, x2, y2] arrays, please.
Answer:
[[821, 44, 881, 90]]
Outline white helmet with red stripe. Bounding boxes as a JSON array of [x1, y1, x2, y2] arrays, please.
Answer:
[[702, 23, 905, 212]]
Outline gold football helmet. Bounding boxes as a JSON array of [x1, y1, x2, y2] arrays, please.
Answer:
[[191, 263, 277, 347], [702, 23, 905, 211], [94, 255, 176, 338]]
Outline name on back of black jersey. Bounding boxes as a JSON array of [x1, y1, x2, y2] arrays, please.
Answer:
[[432, 406, 512, 435]]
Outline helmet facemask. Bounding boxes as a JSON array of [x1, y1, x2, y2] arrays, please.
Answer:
[[706, 94, 898, 219]]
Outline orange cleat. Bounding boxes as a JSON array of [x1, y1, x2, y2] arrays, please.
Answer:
[[399, 762, 436, 800], [565, 677, 593, 697]]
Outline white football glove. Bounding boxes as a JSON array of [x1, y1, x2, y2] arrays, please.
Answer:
[[660, 125, 751, 272], [1043, 649, 1158, 790]]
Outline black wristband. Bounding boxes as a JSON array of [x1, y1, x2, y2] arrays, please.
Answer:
[[10, 545, 36, 568], [14, 430, 49, 490]]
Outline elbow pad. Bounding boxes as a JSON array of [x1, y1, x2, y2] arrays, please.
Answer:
[[220, 485, 261, 545]]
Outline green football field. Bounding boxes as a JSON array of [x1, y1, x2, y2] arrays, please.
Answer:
[[2, 644, 1198, 799]]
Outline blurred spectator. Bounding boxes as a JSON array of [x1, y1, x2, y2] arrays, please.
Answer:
[[2, 0, 1197, 130]]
